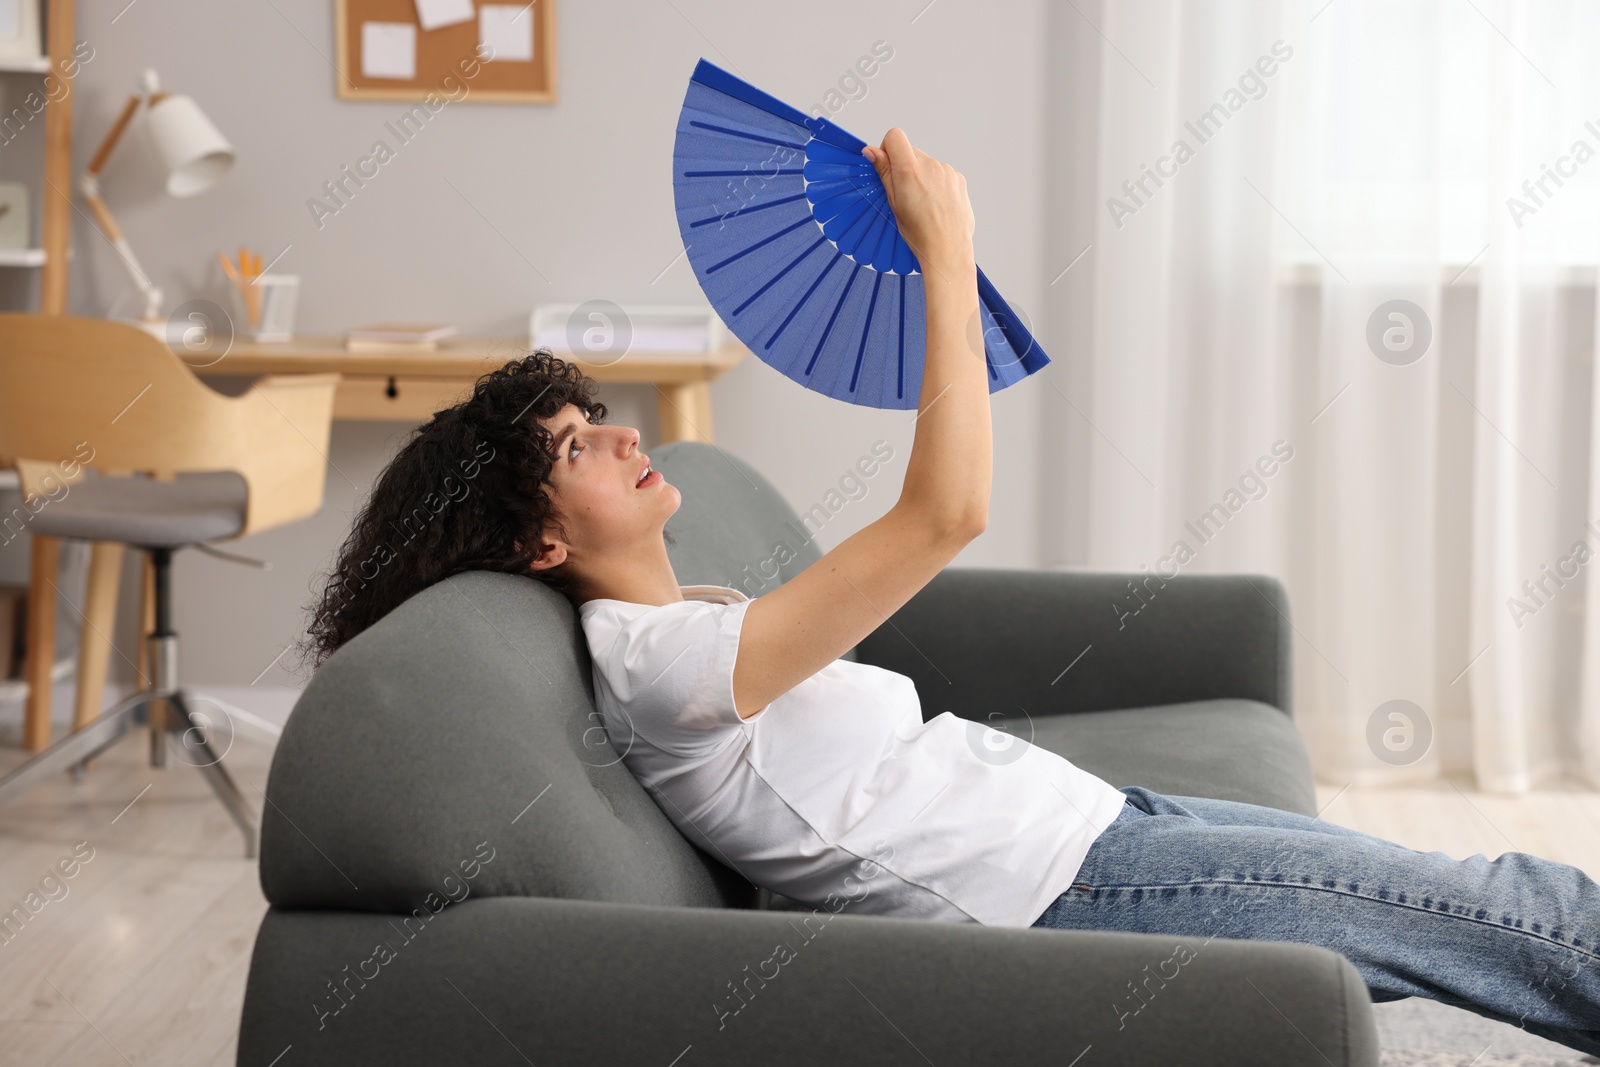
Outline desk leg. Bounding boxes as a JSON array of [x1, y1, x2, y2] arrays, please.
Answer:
[[72, 542, 124, 768], [23, 535, 59, 751], [656, 382, 716, 444]]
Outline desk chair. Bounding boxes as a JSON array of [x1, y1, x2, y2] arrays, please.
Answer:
[[0, 313, 340, 856]]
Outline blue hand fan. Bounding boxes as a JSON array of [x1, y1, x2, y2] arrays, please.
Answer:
[[671, 58, 1048, 409]]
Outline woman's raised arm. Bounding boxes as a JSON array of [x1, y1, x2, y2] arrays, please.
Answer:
[[728, 128, 990, 720]]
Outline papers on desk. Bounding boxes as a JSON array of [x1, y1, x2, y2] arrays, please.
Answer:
[[529, 304, 732, 354], [344, 323, 460, 351]]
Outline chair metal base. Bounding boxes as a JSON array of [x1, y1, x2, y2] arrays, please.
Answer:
[[0, 685, 259, 858]]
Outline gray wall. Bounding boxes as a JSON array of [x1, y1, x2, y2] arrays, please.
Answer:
[[0, 0, 1061, 690]]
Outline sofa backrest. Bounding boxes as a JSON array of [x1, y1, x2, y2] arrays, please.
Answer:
[[259, 440, 835, 915]]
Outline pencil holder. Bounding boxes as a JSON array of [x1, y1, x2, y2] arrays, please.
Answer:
[[230, 273, 299, 342]]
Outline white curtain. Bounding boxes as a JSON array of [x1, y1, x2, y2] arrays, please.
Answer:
[[1054, 0, 1600, 792]]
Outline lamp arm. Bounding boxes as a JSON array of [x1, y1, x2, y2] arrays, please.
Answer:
[[87, 92, 142, 176], [79, 91, 165, 324], [77, 177, 163, 323]]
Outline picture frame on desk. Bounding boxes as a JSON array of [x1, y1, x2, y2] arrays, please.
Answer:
[[0, 0, 42, 62]]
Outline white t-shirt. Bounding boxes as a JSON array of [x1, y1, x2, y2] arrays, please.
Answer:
[[578, 583, 1128, 928]]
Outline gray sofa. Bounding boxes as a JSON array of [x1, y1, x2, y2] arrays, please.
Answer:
[[237, 440, 1378, 1066]]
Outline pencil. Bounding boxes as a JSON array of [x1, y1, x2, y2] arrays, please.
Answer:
[[241, 249, 261, 330]]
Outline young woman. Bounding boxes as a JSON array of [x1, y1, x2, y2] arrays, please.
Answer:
[[302, 129, 1600, 1056]]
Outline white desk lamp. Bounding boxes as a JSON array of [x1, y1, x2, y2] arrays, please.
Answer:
[[78, 68, 235, 337]]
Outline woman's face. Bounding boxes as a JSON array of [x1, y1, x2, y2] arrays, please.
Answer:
[[525, 403, 680, 575]]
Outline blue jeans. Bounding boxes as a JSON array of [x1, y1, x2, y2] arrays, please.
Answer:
[[1031, 786, 1600, 1056]]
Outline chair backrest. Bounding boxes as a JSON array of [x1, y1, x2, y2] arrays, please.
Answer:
[[259, 439, 843, 914], [0, 313, 339, 537]]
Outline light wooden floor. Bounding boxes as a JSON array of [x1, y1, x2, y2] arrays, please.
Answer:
[[1312, 775, 1600, 876], [1, 726, 1598, 1067], [0, 722, 274, 1067]]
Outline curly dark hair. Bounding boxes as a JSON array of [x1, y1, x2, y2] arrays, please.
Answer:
[[296, 349, 618, 673]]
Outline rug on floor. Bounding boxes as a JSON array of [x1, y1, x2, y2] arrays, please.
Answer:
[[1375, 997, 1600, 1066]]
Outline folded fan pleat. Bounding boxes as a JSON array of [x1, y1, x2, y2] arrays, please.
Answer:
[[673, 58, 1049, 409]]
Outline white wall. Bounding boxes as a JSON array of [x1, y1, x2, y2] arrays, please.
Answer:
[[0, 0, 1060, 691]]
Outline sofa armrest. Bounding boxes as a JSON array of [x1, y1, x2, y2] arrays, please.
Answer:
[[239, 896, 1375, 1067], [854, 567, 1294, 720]]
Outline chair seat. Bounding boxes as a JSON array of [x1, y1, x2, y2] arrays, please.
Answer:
[[30, 470, 247, 547]]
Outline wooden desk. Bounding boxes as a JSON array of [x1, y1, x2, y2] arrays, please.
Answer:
[[200, 336, 750, 443]]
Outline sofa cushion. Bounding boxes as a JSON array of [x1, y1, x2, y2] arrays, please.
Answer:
[[1018, 699, 1318, 817], [260, 569, 761, 914], [764, 697, 1317, 912]]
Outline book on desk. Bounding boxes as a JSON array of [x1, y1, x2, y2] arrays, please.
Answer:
[[343, 323, 460, 351]]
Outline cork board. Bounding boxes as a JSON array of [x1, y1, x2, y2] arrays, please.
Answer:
[[334, 0, 556, 103]]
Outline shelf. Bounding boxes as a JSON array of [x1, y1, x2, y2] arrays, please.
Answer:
[[0, 655, 76, 707], [0, 56, 50, 74], [0, 248, 45, 267]]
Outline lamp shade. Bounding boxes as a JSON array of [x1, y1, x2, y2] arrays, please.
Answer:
[[143, 94, 234, 198]]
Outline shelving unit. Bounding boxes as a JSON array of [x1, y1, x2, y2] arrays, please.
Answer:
[[0, 56, 50, 75], [0, 2, 72, 309], [0, 248, 47, 267], [2, 0, 80, 749]]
